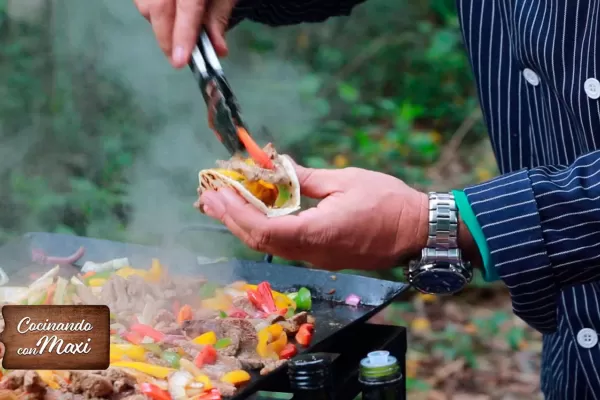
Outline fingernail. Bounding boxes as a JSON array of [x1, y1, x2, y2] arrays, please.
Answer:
[[173, 46, 185, 65], [202, 205, 214, 217]]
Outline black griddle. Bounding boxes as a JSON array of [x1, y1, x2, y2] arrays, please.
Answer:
[[0, 231, 409, 400]]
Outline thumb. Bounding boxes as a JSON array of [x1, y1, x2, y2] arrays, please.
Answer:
[[292, 161, 346, 199], [205, 0, 236, 57]]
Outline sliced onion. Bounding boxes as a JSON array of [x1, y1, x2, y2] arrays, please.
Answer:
[[188, 382, 206, 390], [169, 371, 193, 400], [254, 320, 270, 332], [180, 358, 204, 378], [139, 302, 155, 325], [53, 277, 68, 305], [141, 336, 154, 344], [0, 287, 28, 303], [81, 258, 129, 273], [345, 294, 361, 307], [70, 276, 84, 286], [30, 265, 59, 289]]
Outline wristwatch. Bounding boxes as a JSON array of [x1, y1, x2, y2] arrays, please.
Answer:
[[406, 192, 473, 295]]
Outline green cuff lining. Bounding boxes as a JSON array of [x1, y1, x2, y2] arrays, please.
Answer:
[[451, 189, 499, 282]]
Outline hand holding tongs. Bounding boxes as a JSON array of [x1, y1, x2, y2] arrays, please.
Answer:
[[189, 31, 274, 170]]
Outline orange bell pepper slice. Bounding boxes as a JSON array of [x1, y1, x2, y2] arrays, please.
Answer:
[[236, 127, 274, 170], [177, 304, 193, 324]]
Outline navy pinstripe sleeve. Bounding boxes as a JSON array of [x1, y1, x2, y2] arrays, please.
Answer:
[[464, 150, 600, 334], [230, 0, 367, 28]]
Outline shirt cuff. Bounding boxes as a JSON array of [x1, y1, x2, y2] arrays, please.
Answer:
[[463, 169, 557, 333], [451, 189, 499, 282]]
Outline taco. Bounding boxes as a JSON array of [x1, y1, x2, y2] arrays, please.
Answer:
[[197, 143, 301, 217]]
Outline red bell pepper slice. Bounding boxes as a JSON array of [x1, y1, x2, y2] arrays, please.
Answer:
[[122, 331, 143, 345], [130, 323, 165, 342], [228, 309, 249, 319], [197, 388, 222, 400], [194, 345, 218, 368], [295, 323, 314, 347], [257, 282, 277, 312], [246, 281, 277, 314], [279, 343, 297, 360], [139, 382, 171, 400]]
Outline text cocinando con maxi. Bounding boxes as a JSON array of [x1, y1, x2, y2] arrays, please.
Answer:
[[15, 317, 94, 356]]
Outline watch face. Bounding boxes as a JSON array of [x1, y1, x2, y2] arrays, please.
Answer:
[[412, 265, 467, 295]]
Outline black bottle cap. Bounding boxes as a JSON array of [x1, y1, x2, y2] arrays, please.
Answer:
[[287, 353, 332, 390]]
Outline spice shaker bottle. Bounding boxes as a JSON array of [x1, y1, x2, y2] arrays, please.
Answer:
[[359, 351, 404, 400]]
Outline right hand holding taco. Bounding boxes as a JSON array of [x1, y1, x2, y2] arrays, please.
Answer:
[[199, 163, 432, 271], [132, 0, 236, 67]]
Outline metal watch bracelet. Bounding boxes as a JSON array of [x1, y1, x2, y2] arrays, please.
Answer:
[[422, 192, 460, 263]]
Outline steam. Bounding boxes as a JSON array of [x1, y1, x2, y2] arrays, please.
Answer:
[[51, 0, 320, 265]]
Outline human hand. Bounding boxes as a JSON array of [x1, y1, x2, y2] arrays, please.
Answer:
[[199, 163, 431, 271], [133, 0, 236, 68]]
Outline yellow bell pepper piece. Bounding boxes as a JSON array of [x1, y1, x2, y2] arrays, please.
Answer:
[[110, 344, 146, 362], [256, 328, 271, 358], [267, 324, 284, 337], [275, 294, 295, 311], [110, 361, 174, 379], [192, 331, 217, 346], [270, 330, 288, 355], [36, 371, 60, 390], [221, 370, 251, 386], [196, 375, 213, 390], [257, 325, 287, 359], [115, 267, 146, 279], [87, 278, 107, 287], [147, 259, 163, 283], [110, 346, 124, 362]]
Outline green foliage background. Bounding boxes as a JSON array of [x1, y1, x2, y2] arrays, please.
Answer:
[[0, 1, 543, 397], [0, 0, 497, 245]]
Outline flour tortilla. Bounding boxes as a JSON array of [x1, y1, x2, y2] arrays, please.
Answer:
[[198, 154, 301, 217]]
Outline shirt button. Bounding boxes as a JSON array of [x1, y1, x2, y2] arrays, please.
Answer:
[[577, 328, 598, 348], [523, 68, 540, 86], [584, 78, 600, 99]]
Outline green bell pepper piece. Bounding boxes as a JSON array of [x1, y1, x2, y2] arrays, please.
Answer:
[[161, 351, 181, 368], [295, 287, 312, 311], [215, 338, 232, 349], [275, 185, 291, 208]]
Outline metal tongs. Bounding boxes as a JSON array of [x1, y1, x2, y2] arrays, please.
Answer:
[[189, 32, 274, 170]]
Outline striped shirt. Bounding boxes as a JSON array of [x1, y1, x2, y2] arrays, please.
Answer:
[[231, 0, 600, 398]]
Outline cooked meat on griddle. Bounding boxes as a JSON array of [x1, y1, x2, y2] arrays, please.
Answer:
[[0, 261, 318, 399]]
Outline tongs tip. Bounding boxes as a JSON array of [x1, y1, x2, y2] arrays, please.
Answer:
[[236, 126, 275, 170]]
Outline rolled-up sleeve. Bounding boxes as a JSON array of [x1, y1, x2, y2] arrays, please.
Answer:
[[464, 150, 600, 334], [230, 0, 367, 28]]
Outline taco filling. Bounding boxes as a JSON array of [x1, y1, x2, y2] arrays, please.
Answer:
[[198, 144, 298, 213]]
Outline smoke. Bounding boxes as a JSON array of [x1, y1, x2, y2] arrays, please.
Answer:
[[52, 0, 321, 259]]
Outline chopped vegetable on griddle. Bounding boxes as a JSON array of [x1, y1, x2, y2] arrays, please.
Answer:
[[0, 260, 319, 399]]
